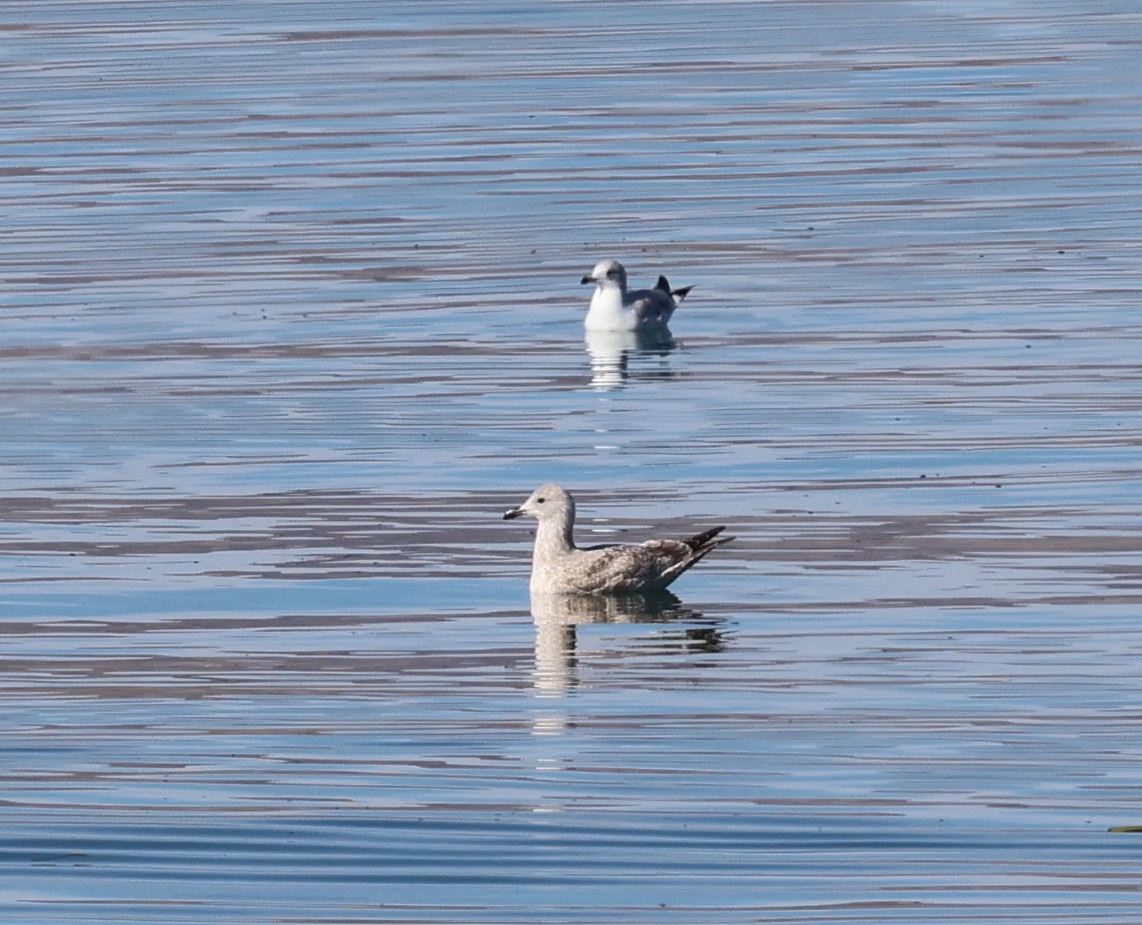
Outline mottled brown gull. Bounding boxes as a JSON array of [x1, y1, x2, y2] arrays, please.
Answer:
[[580, 258, 693, 332], [503, 483, 733, 595]]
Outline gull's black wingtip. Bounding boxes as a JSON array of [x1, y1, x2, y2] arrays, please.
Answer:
[[670, 284, 694, 302], [685, 525, 734, 551]]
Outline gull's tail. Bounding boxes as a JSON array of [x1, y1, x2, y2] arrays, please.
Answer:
[[652, 525, 734, 589], [683, 526, 734, 558], [656, 275, 694, 304]]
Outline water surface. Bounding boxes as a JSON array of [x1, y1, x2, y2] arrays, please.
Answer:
[[3, 1, 1142, 922]]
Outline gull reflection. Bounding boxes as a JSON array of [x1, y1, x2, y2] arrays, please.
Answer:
[[585, 328, 677, 391], [530, 590, 725, 694]]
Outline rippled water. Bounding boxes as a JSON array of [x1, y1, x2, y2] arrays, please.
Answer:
[[3, 1, 1142, 922]]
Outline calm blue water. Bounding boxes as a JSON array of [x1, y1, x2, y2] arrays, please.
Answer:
[[3, 1, 1142, 922]]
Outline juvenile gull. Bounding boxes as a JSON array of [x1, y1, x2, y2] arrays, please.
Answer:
[[580, 258, 693, 332], [503, 483, 733, 594]]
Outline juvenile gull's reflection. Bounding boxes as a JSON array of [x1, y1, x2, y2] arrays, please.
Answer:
[[530, 590, 723, 693], [585, 328, 677, 391]]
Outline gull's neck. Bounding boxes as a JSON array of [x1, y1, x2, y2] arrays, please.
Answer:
[[533, 513, 575, 559], [586, 283, 634, 331], [529, 513, 576, 591]]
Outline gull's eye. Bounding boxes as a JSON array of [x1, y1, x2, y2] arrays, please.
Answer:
[[537, 497, 546, 503]]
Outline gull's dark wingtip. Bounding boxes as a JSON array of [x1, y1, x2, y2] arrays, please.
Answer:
[[670, 284, 694, 303], [685, 525, 734, 552]]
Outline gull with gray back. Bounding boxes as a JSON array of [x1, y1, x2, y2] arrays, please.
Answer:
[[580, 259, 693, 332]]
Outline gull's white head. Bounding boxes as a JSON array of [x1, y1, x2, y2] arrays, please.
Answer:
[[503, 483, 575, 524], [580, 259, 627, 294]]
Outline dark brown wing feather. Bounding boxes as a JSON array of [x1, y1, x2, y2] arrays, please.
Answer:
[[568, 528, 734, 593], [683, 525, 729, 551]]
